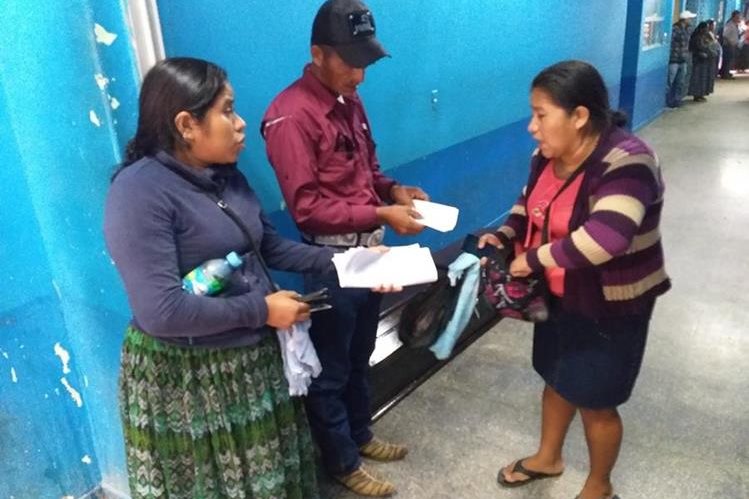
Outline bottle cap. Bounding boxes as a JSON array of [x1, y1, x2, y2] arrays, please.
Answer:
[[226, 251, 243, 268]]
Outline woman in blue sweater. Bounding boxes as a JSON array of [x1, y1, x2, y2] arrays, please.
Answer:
[[105, 58, 337, 498]]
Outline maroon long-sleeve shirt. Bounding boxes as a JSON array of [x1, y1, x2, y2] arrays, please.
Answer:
[[262, 65, 396, 235]]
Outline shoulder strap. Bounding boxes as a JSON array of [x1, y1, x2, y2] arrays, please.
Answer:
[[158, 159, 279, 291], [540, 165, 585, 245], [202, 191, 279, 292]]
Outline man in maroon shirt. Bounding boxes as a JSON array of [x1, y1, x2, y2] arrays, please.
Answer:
[[262, 0, 428, 495]]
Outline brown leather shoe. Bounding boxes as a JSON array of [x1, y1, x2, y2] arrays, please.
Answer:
[[359, 437, 409, 462], [334, 465, 396, 497]]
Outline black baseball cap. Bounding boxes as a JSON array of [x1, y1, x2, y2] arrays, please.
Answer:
[[311, 0, 389, 68]]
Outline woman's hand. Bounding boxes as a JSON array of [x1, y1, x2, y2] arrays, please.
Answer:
[[509, 253, 532, 278], [477, 233, 504, 266], [265, 290, 310, 329], [367, 246, 403, 293]]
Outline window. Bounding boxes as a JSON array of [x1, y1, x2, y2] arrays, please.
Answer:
[[643, 0, 667, 49]]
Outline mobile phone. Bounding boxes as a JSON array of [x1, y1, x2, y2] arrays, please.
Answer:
[[299, 288, 329, 304], [309, 303, 333, 313], [461, 234, 505, 260]]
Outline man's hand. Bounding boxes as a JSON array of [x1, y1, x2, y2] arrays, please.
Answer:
[[376, 205, 424, 235], [265, 290, 310, 329], [390, 185, 429, 207]]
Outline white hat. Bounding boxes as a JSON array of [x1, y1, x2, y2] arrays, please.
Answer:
[[680, 10, 697, 20]]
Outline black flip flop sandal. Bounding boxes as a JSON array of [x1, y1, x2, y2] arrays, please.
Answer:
[[497, 458, 563, 488]]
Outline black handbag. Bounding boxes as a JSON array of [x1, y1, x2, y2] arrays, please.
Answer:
[[479, 251, 549, 322], [473, 163, 586, 322], [398, 267, 462, 348], [461, 234, 548, 322]]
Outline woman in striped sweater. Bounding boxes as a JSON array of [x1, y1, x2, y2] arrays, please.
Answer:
[[481, 61, 670, 499]]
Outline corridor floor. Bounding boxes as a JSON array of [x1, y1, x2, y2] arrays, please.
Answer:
[[321, 76, 749, 499]]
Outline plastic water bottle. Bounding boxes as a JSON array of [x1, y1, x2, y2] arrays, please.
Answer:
[[182, 251, 243, 296]]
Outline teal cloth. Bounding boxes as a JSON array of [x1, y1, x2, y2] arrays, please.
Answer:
[[430, 253, 481, 360]]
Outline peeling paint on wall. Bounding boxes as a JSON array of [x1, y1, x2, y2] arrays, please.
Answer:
[[94, 23, 117, 46], [89, 110, 101, 127], [10, 367, 18, 383], [109, 96, 120, 110], [81, 455, 92, 464], [60, 377, 83, 407], [94, 73, 110, 90], [54, 342, 72, 374]]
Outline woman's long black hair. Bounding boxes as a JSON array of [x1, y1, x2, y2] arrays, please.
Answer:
[[531, 60, 628, 134], [115, 57, 227, 177], [689, 22, 709, 52]]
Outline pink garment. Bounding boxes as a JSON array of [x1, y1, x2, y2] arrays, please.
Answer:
[[520, 162, 584, 297]]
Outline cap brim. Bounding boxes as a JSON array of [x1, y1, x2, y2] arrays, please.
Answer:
[[334, 37, 389, 68]]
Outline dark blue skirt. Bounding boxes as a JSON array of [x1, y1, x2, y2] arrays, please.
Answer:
[[532, 299, 653, 409]]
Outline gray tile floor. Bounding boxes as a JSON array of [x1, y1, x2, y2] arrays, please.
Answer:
[[321, 77, 749, 499]]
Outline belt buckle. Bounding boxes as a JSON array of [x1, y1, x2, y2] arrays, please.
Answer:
[[361, 227, 384, 247], [340, 233, 357, 246]]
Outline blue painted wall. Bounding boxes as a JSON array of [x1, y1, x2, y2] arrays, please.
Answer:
[[157, 0, 629, 254], [0, 0, 138, 496], [619, 0, 675, 130]]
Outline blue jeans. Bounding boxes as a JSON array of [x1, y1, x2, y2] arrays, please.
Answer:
[[303, 271, 382, 475], [667, 62, 687, 107]]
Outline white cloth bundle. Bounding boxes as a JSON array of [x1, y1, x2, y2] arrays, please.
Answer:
[[276, 320, 322, 396]]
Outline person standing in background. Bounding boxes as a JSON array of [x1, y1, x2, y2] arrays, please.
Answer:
[[667, 10, 697, 107], [720, 10, 743, 78], [734, 18, 749, 72], [707, 19, 723, 79], [689, 21, 720, 101]]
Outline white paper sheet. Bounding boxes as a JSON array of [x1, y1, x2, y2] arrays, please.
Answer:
[[332, 244, 438, 288], [412, 199, 459, 232]]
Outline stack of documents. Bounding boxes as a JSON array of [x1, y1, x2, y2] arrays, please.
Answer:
[[332, 244, 438, 288]]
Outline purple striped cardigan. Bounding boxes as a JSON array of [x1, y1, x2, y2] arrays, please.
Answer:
[[496, 126, 670, 318]]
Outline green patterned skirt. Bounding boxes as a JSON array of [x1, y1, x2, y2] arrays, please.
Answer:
[[119, 327, 319, 499]]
